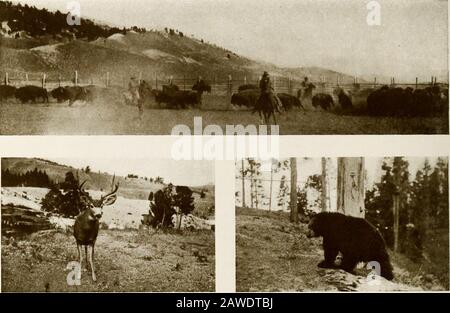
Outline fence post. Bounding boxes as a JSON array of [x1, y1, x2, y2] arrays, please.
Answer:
[[415, 77, 418, 89], [138, 71, 142, 84], [106, 72, 110, 87], [42, 73, 46, 88], [74, 70, 78, 86], [25, 73, 29, 84], [4, 72, 8, 85], [373, 77, 377, 88], [392, 77, 395, 86], [244, 75, 247, 85], [228, 75, 232, 95], [58, 75, 61, 87]]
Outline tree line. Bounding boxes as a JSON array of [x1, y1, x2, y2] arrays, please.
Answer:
[[1, 168, 53, 188]]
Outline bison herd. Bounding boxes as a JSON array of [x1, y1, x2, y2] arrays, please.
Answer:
[[0, 84, 111, 106], [230, 83, 448, 117], [1, 80, 448, 118]]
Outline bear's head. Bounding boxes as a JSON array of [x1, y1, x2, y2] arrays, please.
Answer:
[[306, 212, 329, 238]]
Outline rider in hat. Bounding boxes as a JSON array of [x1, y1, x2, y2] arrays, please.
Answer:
[[259, 71, 282, 113]]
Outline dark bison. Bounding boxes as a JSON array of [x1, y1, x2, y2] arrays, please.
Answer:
[[312, 93, 333, 111], [367, 86, 418, 116], [277, 93, 305, 111], [51, 86, 90, 106], [0, 85, 17, 102], [230, 89, 259, 108], [238, 84, 258, 92], [333, 87, 353, 110], [15, 85, 48, 103], [169, 90, 201, 109]]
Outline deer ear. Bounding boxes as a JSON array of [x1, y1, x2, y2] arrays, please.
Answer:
[[103, 194, 117, 206]]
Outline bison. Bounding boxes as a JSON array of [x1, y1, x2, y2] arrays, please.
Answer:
[[0, 85, 17, 102], [51, 86, 90, 106], [230, 89, 259, 108], [333, 87, 353, 111], [15, 85, 48, 103], [277, 93, 305, 111], [312, 93, 333, 111]]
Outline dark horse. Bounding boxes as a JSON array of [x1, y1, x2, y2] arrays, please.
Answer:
[[253, 92, 278, 125]]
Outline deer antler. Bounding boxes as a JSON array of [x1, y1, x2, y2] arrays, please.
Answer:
[[79, 179, 88, 190]]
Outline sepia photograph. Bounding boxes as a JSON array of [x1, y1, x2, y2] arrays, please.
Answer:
[[235, 157, 449, 291], [1, 157, 215, 292], [0, 0, 448, 135]]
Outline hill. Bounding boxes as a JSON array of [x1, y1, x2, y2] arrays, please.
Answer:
[[1, 158, 213, 201], [0, 1, 359, 84]]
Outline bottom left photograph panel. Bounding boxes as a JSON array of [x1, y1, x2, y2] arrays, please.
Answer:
[[0, 157, 215, 292]]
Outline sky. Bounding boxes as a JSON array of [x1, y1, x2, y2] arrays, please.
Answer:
[[48, 158, 214, 186], [235, 157, 443, 211], [11, 0, 448, 82]]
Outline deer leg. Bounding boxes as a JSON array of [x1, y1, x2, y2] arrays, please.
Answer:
[[85, 245, 89, 270], [88, 244, 97, 282], [77, 244, 82, 280]]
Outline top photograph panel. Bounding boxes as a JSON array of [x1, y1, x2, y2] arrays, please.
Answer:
[[0, 0, 448, 135]]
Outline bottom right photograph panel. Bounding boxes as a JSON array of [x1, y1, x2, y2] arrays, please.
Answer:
[[235, 157, 449, 292]]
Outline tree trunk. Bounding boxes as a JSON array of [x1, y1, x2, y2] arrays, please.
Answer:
[[269, 163, 273, 211], [249, 161, 254, 208], [321, 157, 329, 212], [337, 157, 365, 217], [241, 159, 246, 208], [290, 157, 298, 223], [392, 193, 400, 252]]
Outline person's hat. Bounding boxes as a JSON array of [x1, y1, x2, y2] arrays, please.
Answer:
[[263, 71, 269, 76]]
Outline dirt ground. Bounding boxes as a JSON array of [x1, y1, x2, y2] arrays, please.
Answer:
[[2, 228, 215, 292], [235, 207, 447, 292], [0, 98, 447, 135]]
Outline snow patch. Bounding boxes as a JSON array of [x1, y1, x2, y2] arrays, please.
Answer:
[[142, 49, 175, 60], [182, 56, 201, 65], [107, 33, 126, 43]]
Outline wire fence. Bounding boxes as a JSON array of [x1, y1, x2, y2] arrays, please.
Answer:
[[2, 69, 447, 97]]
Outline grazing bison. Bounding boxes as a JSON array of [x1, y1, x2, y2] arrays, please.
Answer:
[[312, 93, 333, 111], [277, 93, 305, 111], [15, 85, 48, 103], [238, 84, 258, 92], [333, 87, 353, 111], [0, 85, 17, 102]]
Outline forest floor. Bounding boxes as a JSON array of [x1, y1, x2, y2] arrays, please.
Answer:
[[2, 227, 215, 292], [236, 207, 447, 292]]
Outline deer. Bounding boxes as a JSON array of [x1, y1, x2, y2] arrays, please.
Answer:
[[73, 178, 119, 282]]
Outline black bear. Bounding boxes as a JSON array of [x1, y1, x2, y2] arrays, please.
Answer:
[[307, 212, 394, 280]]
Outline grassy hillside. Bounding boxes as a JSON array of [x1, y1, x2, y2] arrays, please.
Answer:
[[0, 1, 359, 84], [1, 158, 213, 201]]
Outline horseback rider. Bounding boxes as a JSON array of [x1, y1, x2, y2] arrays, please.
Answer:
[[129, 76, 142, 120], [298, 76, 314, 100], [259, 71, 282, 112]]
